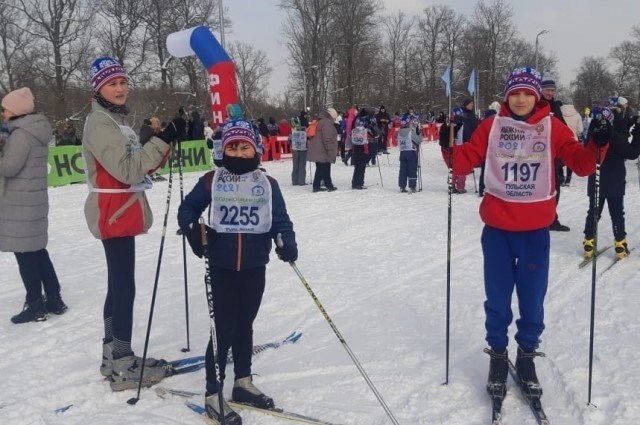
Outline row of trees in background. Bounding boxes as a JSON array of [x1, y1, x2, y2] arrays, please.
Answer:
[[1, 0, 639, 136], [281, 0, 640, 117], [0, 0, 229, 131], [280, 0, 560, 117]]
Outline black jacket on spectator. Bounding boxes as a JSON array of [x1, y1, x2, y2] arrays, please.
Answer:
[[586, 120, 640, 198], [188, 111, 205, 140], [461, 109, 479, 141], [257, 118, 270, 138]]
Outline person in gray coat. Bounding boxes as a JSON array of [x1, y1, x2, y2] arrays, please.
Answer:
[[0, 87, 67, 324], [307, 108, 338, 192]]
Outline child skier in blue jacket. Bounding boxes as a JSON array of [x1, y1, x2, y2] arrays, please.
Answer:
[[178, 116, 297, 425]]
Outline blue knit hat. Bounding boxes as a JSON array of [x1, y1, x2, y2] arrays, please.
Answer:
[[504, 67, 542, 102], [90, 57, 127, 92]]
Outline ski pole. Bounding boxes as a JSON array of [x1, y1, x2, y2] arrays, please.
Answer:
[[128, 146, 175, 406], [472, 169, 478, 193], [418, 144, 423, 191], [444, 118, 455, 386], [376, 148, 384, 187], [200, 219, 226, 423], [177, 140, 191, 353], [587, 140, 603, 407], [279, 238, 399, 425]]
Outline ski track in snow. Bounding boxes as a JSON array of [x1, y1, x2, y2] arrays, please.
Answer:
[[1, 143, 639, 424]]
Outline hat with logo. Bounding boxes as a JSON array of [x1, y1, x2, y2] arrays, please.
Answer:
[[504, 67, 542, 102], [221, 119, 258, 151], [90, 56, 128, 92]]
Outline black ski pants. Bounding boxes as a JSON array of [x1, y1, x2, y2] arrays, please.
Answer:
[[102, 236, 136, 345], [205, 266, 266, 394], [583, 195, 626, 240], [351, 145, 367, 188], [14, 248, 61, 303]]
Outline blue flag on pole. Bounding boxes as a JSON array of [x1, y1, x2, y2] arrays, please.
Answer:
[[441, 66, 451, 97], [468, 69, 476, 95]]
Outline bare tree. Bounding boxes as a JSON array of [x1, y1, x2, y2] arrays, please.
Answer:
[[439, 7, 466, 107], [330, 0, 381, 109], [280, 0, 336, 116], [629, 25, 640, 102], [610, 41, 636, 96], [571, 56, 616, 108], [13, 0, 94, 121], [96, 0, 148, 77], [416, 6, 449, 109], [467, 0, 515, 108], [228, 41, 272, 116], [382, 11, 413, 110], [0, 1, 35, 93]]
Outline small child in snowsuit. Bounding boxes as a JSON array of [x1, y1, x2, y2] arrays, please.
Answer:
[[178, 115, 297, 425], [397, 119, 422, 193], [351, 108, 373, 189], [290, 116, 308, 185]]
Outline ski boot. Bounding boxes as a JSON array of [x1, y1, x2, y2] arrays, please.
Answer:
[[101, 340, 166, 377], [614, 238, 629, 260], [11, 297, 47, 324], [109, 355, 167, 391], [205, 393, 243, 424], [515, 346, 545, 399], [232, 375, 274, 409], [583, 238, 594, 258], [484, 348, 508, 404]]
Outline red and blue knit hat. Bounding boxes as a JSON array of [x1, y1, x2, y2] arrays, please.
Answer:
[[221, 119, 258, 151], [90, 57, 128, 92], [504, 67, 542, 102]]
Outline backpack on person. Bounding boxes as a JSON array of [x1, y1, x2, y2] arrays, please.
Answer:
[[306, 119, 319, 138]]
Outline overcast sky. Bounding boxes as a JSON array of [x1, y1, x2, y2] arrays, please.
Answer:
[[223, 0, 639, 103]]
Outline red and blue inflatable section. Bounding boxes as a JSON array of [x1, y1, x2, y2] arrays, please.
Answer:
[[166, 26, 238, 125]]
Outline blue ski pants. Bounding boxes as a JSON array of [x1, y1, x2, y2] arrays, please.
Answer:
[[481, 225, 550, 351], [398, 150, 418, 189]]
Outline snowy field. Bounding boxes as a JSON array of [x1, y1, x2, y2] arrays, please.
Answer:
[[1, 142, 639, 425]]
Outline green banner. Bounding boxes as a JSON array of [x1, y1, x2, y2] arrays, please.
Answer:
[[47, 140, 212, 187]]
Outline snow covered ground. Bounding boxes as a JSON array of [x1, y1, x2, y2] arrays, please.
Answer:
[[1, 142, 639, 425]]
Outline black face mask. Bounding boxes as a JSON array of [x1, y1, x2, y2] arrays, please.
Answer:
[[222, 153, 260, 175]]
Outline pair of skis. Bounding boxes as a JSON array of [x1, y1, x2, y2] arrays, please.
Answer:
[[54, 331, 301, 414], [156, 387, 340, 425], [578, 245, 634, 276], [490, 359, 550, 425]]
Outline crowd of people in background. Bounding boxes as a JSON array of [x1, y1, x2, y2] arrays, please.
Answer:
[[3, 56, 640, 425]]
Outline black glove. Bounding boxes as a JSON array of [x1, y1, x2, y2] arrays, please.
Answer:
[[158, 118, 188, 144], [177, 221, 209, 258], [438, 123, 462, 148], [139, 125, 155, 145], [172, 117, 187, 139], [275, 233, 298, 262], [438, 125, 450, 148], [275, 244, 298, 262], [592, 119, 612, 147]]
